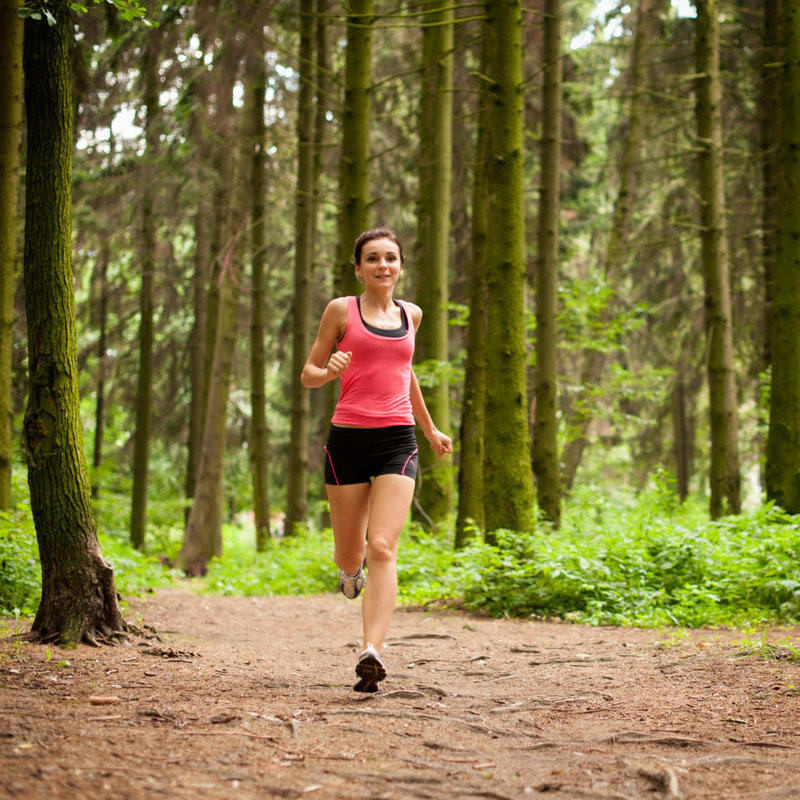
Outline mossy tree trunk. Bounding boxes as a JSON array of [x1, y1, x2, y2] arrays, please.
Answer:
[[455, 25, 489, 547], [0, 0, 23, 510], [483, 0, 536, 537], [23, 5, 123, 644], [413, 0, 454, 527], [695, 0, 741, 517], [248, 39, 271, 551], [532, 0, 563, 527], [285, 0, 316, 537], [130, 30, 162, 551], [336, 0, 373, 298], [91, 243, 109, 498], [766, 0, 800, 512]]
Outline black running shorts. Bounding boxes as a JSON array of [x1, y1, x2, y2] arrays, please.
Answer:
[[324, 425, 418, 486]]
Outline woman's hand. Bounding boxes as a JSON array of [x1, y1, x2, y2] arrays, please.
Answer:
[[425, 427, 452, 459], [325, 350, 351, 380]]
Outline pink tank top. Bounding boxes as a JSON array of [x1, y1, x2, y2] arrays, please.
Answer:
[[331, 295, 415, 427]]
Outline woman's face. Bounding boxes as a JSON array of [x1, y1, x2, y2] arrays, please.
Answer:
[[355, 237, 403, 289]]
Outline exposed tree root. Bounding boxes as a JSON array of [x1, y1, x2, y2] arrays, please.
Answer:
[[638, 766, 684, 799]]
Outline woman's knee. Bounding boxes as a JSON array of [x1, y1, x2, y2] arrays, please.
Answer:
[[366, 536, 398, 567]]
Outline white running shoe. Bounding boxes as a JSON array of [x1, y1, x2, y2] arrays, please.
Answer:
[[338, 566, 366, 599], [354, 643, 386, 693]]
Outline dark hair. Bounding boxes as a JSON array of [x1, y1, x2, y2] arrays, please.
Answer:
[[352, 227, 405, 267]]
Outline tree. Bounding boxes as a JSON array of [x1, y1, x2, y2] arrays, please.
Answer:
[[336, 0, 373, 299], [560, 0, 659, 494], [413, 0, 455, 526], [285, 0, 316, 537], [532, 0, 563, 527], [483, 0, 536, 535], [0, 0, 23, 510], [248, 33, 271, 551], [130, 28, 163, 550], [91, 242, 110, 498], [178, 12, 242, 574], [455, 25, 489, 546], [695, 0, 741, 517], [23, 3, 123, 644], [765, 0, 800, 512]]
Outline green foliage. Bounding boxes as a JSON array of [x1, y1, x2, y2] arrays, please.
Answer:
[[202, 524, 334, 596], [0, 500, 40, 617], [0, 487, 178, 616], [19, 0, 153, 25], [399, 497, 800, 629]]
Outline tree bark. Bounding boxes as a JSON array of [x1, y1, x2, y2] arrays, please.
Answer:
[[178, 252, 241, 576], [0, 0, 23, 510], [765, 0, 800, 512], [695, 0, 741, 517], [130, 31, 162, 551], [412, 0, 454, 525], [23, 4, 123, 644], [285, 0, 316, 537], [91, 243, 109, 498], [483, 0, 536, 536], [248, 40, 271, 552], [336, 0, 373, 298], [455, 24, 489, 547], [532, 0, 563, 527], [413, 0, 454, 527]]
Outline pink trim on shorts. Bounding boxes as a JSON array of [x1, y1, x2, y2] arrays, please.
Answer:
[[401, 448, 418, 476], [324, 445, 340, 486]]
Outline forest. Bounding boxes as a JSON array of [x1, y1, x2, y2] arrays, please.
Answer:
[[1, 0, 800, 645]]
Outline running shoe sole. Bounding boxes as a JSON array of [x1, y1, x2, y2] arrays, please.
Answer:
[[339, 567, 366, 599], [354, 652, 386, 693]]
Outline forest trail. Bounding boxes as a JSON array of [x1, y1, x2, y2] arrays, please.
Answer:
[[2, 586, 800, 799]]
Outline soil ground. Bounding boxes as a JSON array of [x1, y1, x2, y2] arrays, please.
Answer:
[[2, 586, 800, 800]]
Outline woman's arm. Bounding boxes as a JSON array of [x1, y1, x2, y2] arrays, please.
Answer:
[[410, 369, 452, 458], [406, 301, 452, 457], [300, 298, 350, 388]]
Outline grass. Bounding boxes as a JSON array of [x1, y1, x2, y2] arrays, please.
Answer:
[[3, 480, 800, 631]]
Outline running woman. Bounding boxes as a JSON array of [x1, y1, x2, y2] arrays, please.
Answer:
[[301, 227, 452, 692]]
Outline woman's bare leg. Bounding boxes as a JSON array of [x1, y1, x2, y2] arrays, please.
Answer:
[[326, 482, 371, 575], [361, 473, 416, 652]]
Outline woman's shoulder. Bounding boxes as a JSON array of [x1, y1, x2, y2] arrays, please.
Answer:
[[399, 299, 423, 327], [323, 296, 351, 318]]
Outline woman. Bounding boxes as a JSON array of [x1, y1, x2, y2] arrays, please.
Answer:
[[301, 227, 451, 692]]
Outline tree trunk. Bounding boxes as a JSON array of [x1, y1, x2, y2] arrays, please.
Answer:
[[532, 0, 562, 527], [91, 243, 109, 498], [560, 0, 658, 493], [483, 0, 536, 536], [336, 0, 373, 298], [758, 0, 779, 490], [285, 0, 316, 537], [178, 255, 241, 576], [765, 0, 800, 512], [455, 24, 489, 547], [248, 42, 271, 552], [130, 32, 162, 551], [183, 21, 214, 522], [413, 0, 454, 527], [23, 4, 123, 644], [695, 0, 741, 517], [0, 0, 23, 511]]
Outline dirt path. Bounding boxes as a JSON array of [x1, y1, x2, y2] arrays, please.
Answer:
[[2, 586, 800, 799]]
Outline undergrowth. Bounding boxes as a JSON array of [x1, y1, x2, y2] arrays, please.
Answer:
[[3, 478, 800, 630]]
